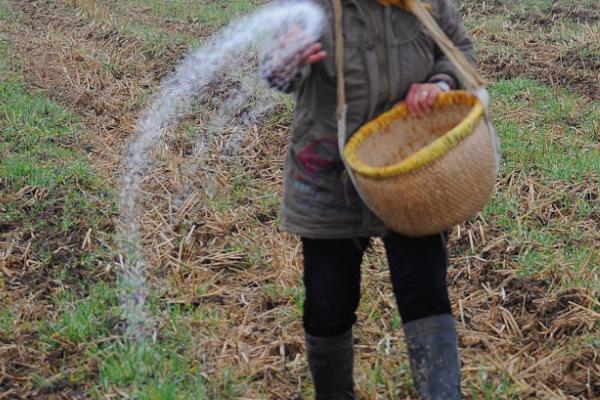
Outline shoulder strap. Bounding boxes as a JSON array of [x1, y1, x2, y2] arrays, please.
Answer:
[[411, 0, 484, 90], [332, 0, 345, 121]]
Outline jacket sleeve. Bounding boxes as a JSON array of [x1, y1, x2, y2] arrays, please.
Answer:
[[427, 0, 475, 89]]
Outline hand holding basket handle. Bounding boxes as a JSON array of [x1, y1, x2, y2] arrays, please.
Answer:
[[405, 82, 444, 118]]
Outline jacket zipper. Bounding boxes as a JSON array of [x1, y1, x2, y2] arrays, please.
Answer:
[[367, 3, 390, 108], [384, 8, 394, 103]]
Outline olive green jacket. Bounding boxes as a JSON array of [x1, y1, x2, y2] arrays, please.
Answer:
[[279, 0, 475, 238]]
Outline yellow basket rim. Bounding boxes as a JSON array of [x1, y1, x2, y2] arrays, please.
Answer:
[[344, 91, 485, 179]]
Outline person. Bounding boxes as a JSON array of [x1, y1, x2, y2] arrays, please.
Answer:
[[263, 0, 475, 398]]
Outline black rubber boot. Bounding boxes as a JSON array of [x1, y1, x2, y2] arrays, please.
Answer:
[[305, 329, 356, 400], [403, 314, 461, 400]]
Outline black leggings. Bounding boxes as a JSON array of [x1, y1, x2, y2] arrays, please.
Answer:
[[302, 232, 451, 338]]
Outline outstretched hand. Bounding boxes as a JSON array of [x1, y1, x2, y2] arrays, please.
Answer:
[[261, 28, 327, 92], [404, 83, 443, 118]]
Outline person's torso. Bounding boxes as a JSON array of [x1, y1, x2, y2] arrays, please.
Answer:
[[292, 0, 436, 151]]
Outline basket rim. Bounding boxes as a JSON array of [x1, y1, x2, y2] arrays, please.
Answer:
[[344, 90, 485, 179]]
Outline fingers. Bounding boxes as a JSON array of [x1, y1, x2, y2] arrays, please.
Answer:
[[301, 42, 322, 59], [306, 50, 327, 64], [426, 87, 440, 107], [264, 40, 325, 90], [405, 83, 442, 118], [405, 84, 420, 116], [301, 42, 326, 65], [306, 51, 327, 65], [406, 84, 428, 117]]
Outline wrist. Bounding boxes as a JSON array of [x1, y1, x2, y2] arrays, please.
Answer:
[[427, 73, 457, 91], [434, 80, 452, 92]]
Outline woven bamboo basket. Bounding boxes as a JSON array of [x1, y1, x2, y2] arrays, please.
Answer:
[[344, 91, 497, 237]]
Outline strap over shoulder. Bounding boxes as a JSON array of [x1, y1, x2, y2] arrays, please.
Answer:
[[409, 0, 484, 91], [333, 0, 483, 93], [331, 0, 345, 121]]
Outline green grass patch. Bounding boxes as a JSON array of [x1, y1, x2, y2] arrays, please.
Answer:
[[0, 36, 115, 266], [0, 0, 7, 20], [468, 370, 520, 400], [96, 340, 207, 399], [0, 307, 15, 335], [480, 78, 599, 285], [1, 4, 119, 395], [92, 300, 245, 399], [41, 283, 118, 345]]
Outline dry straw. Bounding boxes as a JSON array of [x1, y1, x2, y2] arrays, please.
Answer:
[[3, 1, 597, 398]]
